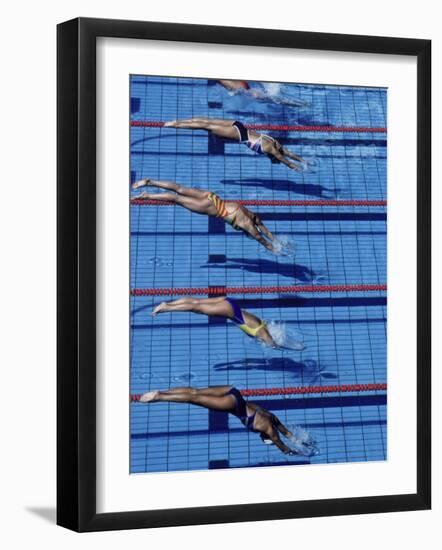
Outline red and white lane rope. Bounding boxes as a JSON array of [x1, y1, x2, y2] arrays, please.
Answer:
[[130, 120, 387, 133], [130, 382, 387, 402], [131, 283, 387, 297], [131, 198, 387, 207]]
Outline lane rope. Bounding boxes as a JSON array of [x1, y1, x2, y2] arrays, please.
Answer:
[[130, 382, 387, 402], [130, 120, 387, 133], [131, 198, 387, 207], [131, 283, 387, 297]]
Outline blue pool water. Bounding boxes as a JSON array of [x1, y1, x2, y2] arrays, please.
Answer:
[[129, 76, 387, 473]]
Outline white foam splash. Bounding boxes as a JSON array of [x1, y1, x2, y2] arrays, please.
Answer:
[[287, 425, 319, 457], [262, 82, 283, 97], [299, 158, 319, 173], [271, 234, 296, 257], [266, 321, 305, 351]]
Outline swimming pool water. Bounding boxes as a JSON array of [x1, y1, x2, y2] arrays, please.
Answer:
[[130, 76, 387, 473]]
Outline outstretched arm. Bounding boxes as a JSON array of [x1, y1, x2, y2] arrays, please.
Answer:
[[266, 427, 294, 455], [272, 415, 293, 438], [282, 147, 304, 163], [272, 150, 301, 171], [244, 225, 275, 252]]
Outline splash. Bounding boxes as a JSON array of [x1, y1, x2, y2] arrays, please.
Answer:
[[262, 82, 283, 97], [312, 273, 327, 284], [266, 321, 305, 351], [299, 158, 319, 173], [261, 83, 309, 107], [271, 234, 296, 257], [147, 256, 173, 268], [286, 425, 319, 457], [171, 372, 198, 384]]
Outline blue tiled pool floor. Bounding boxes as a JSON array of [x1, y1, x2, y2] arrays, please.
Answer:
[[130, 77, 387, 473]]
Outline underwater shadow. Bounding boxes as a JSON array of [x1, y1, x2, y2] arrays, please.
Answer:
[[220, 177, 337, 198], [201, 257, 318, 282], [213, 358, 336, 383]]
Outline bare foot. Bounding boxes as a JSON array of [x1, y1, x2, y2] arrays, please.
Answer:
[[135, 191, 149, 199], [163, 120, 177, 127], [139, 390, 159, 403], [152, 302, 167, 316], [132, 178, 151, 189]]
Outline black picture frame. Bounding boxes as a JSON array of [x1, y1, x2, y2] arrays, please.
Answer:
[[57, 17, 431, 532]]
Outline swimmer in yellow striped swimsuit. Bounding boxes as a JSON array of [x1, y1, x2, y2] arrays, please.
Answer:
[[151, 296, 277, 347], [206, 192, 241, 229], [133, 178, 277, 252]]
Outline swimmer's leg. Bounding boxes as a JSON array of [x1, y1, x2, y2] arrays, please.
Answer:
[[132, 178, 152, 189], [152, 297, 233, 318], [134, 179, 179, 193], [160, 385, 233, 397], [165, 117, 233, 127], [143, 179, 209, 200], [135, 191, 178, 203], [144, 387, 236, 412], [152, 297, 198, 316], [164, 118, 238, 140], [136, 191, 211, 215]]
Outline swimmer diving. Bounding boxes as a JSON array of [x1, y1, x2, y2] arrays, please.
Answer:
[[163, 117, 305, 170], [138, 385, 318, 457], [151, 296, 305, 350], [132, 178, 278, 252]]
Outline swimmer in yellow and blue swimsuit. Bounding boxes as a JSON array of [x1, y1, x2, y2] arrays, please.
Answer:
[[132, 178, 277, 252], [151, 296, 276, 347]]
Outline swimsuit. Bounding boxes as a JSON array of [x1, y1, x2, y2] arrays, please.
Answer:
[[225, 297, 267, 338], [207, 192, 241, 230], [227, 387, 258, 431], [232, 120, 279, 162]]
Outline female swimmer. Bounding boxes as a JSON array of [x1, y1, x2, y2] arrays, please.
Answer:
[[217, 79, 307, 107], [217, 79, 250, 91], [152, 296, 275, 346], [163, 117, 304, 170], [132, 178, 276, 252], [139, 385, 300, 455]]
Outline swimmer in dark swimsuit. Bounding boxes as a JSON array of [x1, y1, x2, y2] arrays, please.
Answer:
[[132, 178, 276, 252], [163, 117, 304, 170], [151, 296, 276, 346], [139, 385, 300, 455]]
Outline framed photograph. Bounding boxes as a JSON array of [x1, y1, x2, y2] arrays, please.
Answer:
[[57, 17, 431, 531]]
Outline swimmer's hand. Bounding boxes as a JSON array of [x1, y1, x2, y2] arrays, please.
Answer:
[[132, 178, 152, 189]]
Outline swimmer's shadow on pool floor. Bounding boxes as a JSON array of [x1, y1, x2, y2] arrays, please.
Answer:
[[201, 258, 319, 282], [213, 357, 336, 382], [221, 178, 337, 198]]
